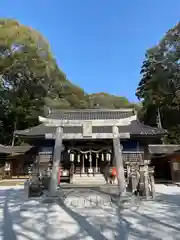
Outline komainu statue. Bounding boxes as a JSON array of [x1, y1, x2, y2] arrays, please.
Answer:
[[126, 164, 155, 199]]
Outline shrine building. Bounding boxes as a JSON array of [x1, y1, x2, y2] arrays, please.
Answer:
[[14, 108, 166, 184]]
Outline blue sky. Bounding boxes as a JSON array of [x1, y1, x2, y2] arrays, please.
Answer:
[[1, 0, 180, 102]]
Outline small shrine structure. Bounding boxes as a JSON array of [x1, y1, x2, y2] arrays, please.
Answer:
[[149, 144, 180, 183]]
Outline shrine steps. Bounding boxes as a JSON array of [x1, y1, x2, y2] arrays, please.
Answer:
[[72, 173, 106, 185]]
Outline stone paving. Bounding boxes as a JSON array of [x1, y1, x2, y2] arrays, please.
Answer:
[[0, 184, 179, 239]]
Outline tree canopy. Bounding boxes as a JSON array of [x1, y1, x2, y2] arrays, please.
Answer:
[[0, 19, 67, 143], [136, 22, 180, 143], [87, 92, 140, 110], [0, 19, 137, 145]]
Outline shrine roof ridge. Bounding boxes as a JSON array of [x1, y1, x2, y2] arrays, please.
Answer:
[[47, 108, 135, 121], [50, 108, 135, 113]]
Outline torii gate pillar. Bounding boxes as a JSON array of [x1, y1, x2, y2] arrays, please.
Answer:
[[49, 127, 63, 197], [113, 125, 126, 197]]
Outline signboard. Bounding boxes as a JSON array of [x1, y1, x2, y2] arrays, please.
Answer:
[[83, 121, 92, 137]]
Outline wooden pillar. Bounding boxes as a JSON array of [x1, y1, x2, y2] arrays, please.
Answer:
[[112, 125, 126, 197], [95, 154, 98, 173], [49, 127, 63, 197], [144, 144, 150, 164], [82, 154, 85, 173]]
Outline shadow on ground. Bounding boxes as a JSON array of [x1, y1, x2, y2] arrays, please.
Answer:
[[0, 185, 179, 239], [59, 185, 180, 239]]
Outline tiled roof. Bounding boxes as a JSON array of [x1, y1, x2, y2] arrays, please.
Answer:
[[0, 144, 33, 154], [120, 121, 167, 135], [15, 125, 83, 136], [0, 145, 12, 154], [149, 145, 180, 154], [15, 120, 166, 137], [14, 109, 167, 138], [93, 121, 166, 135], [48, 109, 135, 120], [11, 145, 33, 153]]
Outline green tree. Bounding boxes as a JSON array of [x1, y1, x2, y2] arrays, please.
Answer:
[[136, 22, 180, 143], [0, 18, 139, 144], [0, 19, 67, 144], [87, 92, 139, 109]]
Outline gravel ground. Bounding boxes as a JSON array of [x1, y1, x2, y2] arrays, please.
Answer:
[[0, 184, 179, 240]]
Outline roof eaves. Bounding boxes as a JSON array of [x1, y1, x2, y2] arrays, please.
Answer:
[[139, 122, 167, 135], [148, 144, 180, 154], [0, 144, 33, 154], [11, 145, 33, 153], [0, 145, 12, 154]]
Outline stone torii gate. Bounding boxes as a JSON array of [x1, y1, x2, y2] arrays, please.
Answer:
[[39, 115, 137, 197]]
